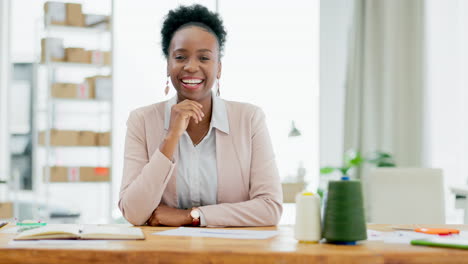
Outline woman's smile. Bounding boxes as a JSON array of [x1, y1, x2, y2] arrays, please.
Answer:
[[180, 76, 205, 90]]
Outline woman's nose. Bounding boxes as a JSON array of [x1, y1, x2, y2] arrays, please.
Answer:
[[183, 59, 198, 72]]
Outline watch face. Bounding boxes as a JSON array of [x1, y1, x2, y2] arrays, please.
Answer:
[[190, 209, 200, 219]]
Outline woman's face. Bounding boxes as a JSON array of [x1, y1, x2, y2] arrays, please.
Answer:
[[167, 26, 221, 102]]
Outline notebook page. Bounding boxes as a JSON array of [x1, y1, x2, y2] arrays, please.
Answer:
[[80, 226, 144, 239]]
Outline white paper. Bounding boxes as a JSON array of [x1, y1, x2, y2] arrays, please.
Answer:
[[367, 229, 457, 244], [0, 226, 21, 234], [153, 227, 279, 240]]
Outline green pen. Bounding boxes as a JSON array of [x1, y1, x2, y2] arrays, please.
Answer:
[[16, 222, 47, 226]]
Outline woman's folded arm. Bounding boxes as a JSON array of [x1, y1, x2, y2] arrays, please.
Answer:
[[118, 110, 176, 226]]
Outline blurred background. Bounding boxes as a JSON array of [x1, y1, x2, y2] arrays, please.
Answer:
[[1, 0, 467, 226], [0, 0, 319, 224]]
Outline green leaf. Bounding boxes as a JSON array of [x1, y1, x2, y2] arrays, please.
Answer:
[[339, 167, 350, 176], [377, 152, 392, 158], [320, 167, 336, 174], [344, 150, 363, 167], [366, 151, 396, 167], [349, 155, 364, 166], [377, 161, 396, 167]]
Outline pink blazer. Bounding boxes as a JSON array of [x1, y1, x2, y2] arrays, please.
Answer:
[[118, 99, 283, 227]]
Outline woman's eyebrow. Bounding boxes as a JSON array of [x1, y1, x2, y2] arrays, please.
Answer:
[[197, 49, 212, 53], [172, 48, 212, 53]]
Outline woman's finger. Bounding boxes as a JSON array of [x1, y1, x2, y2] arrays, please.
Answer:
[[180, 103, 203, 120], [180, 107, 202, 123], [180, 101, 204, 121]]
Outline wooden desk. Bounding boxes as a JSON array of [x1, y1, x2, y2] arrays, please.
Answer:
[[1, 224, 468, 264]]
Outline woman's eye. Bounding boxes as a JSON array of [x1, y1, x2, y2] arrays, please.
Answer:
[[200, 56, 210, 61], [175, 55, 185, 60]]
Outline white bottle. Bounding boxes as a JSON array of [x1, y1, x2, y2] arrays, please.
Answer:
[[294, 191, 322, 243]]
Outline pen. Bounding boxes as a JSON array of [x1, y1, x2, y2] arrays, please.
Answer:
[[0, 222, 8, 229], [392, 227, 459, 235], [16, 222, 47, 226]]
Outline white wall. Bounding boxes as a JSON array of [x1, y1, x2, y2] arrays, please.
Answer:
[[425, 0, 468, 223], [319, 0, 353, 172], [0, 0, 11, 198]]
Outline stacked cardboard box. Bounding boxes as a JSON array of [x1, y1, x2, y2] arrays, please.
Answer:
[[65, 47, 90, 63], [0, 202, 13, 219], [78, 131, 96, 146], [51, 82, 95, 99], [39, 130, 111, 146], [66, 3, 83, 27], [45, 166, 110, 182], [85, 75, 111, 100], [57, 48, 111, 65], [44, 2, 66, 25], [41, 38, 65, 63], [89, 51, 111, 65], [97, 132, 111, 146], [84, 14, 110, 29], [44, 2, 84, 27], [39, 129, 80, 146], [45, 2, 111, 29], [39, 130, 100, 146]]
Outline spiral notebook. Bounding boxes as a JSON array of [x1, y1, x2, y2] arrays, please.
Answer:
[[14, 225, 145, 240]]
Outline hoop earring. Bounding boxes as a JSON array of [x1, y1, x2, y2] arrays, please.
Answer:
[[165, 76, 170, 96], [216, 78, 220, 96]]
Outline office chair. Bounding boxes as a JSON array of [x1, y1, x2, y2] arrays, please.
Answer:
[[367, 168, 445, 224]]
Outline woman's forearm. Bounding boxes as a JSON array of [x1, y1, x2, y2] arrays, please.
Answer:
[[159, 132, 180, 160]]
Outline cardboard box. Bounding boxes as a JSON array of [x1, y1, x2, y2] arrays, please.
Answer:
[[77, 82, 95, 98], [51, 83, 95, 99], [44, 2, 66, 26], [78, 131, 97, 146], [41, 38, 65, 63], [45, 166, 110, 182], [84, 14, 110, 29], [66, 3, 84, 27], [65, 48, 90, 63], [89, 51, 111, 65], [103, 51, 111, 65], [45, 167, 81, 182], [39, 129, 80, 146], [97, 132, 111, 146], [51, 83, 77, 98], [80, 167, 110, 182], [0, 202, 13, 219], [45, 166, 69, 182], [85, 75, 111, 100]]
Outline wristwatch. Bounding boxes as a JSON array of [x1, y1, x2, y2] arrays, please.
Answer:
[[190, 208, 201, 227]]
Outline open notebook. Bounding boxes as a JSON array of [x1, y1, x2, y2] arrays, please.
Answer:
[[14, 225, 145, 240]]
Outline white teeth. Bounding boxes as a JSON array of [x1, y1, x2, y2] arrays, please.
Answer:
[[182, 79, 203, 84]]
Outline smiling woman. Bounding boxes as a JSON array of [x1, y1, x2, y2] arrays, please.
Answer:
[[118, 4, 283, 227]]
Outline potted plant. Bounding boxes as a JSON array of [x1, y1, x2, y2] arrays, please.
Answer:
[[318, 150, 395, 198]]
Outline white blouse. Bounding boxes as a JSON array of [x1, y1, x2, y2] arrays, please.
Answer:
[[164, 93, 229, 225]]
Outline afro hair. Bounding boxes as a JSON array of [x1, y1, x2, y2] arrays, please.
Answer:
[[161, 4, 227, 58]]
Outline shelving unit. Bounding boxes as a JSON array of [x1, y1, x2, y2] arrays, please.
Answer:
[[31, 1, 114, 224]]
